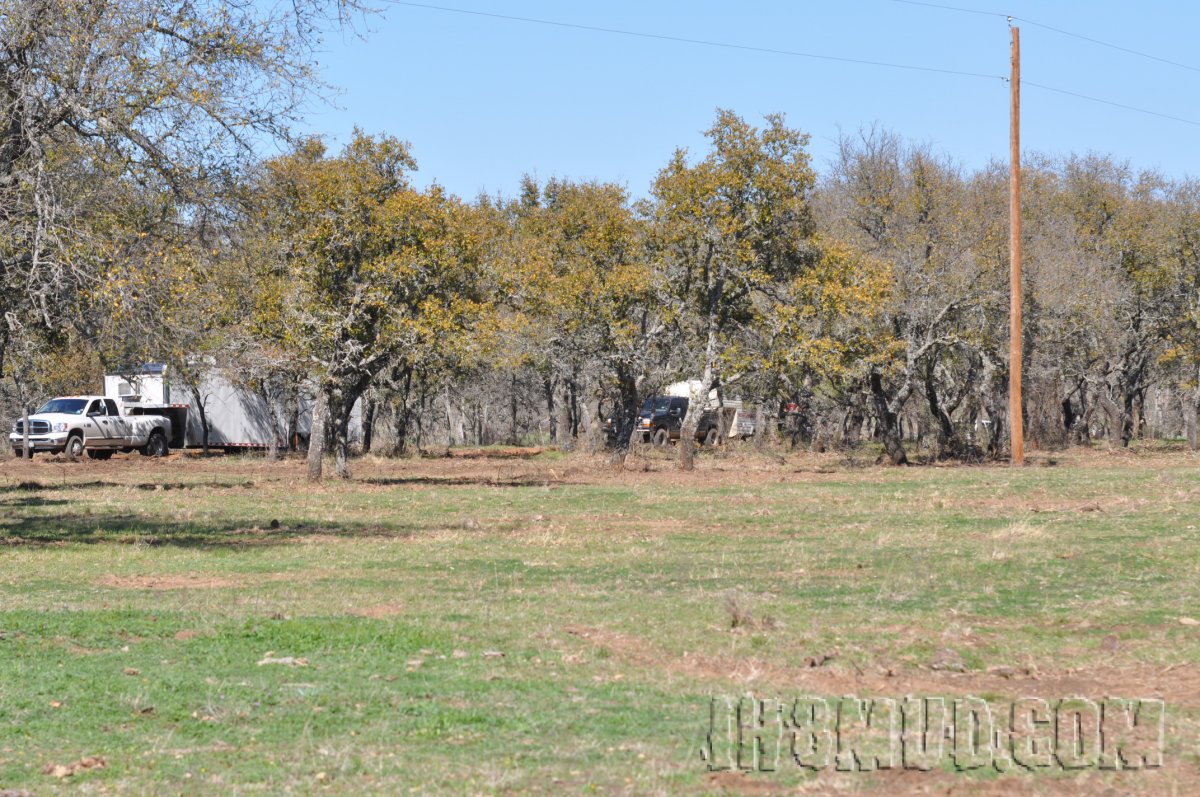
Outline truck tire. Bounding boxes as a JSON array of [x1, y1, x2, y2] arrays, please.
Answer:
[[141, 431, 168, 458], [12, 449, 27, 459], [86, 450, 113, 461], [703, 427, 719, 447], [652, 427, 670, 447], [65, 433, 85, 461]]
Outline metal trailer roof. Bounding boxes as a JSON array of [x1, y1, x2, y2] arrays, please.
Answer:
[[106, 367, 362, 449]]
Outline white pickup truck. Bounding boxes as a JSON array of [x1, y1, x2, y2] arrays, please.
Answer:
[[9, 396, 173, 460]]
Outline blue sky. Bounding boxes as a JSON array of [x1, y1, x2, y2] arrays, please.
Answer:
[[301, 1, 1200, 199]]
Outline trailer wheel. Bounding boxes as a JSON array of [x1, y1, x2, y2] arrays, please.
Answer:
[[652, 428, 670, 447], [703, 427, 719, 447], [65, 433, 85, 461], [86, 450, 114, 460], [141, 431, 168, 458]]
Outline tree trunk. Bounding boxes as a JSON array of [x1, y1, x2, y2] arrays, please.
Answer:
[[752, 401, 766, 451], [569, 379, 580, 438], [22, 404, 30, 460], [392, 400, 410, 456], [389, 368, 413, 455], [361, 396, 377, 455], [1189, 380, 1200, 451], [1102, 384, 1135, 449], [306, 389, 328, 482], [868, 370, 908, 465], [554, 377, 573, 452], [608, 366, 641, 468], [680, 326, 719, 471], [678, 414, 697, 470], [286, 399, 300, 452], [189, 385, 210, 456], [259, 387, 280, 463], [580, 391, 600, 454], [923, 363, 960, 459], [323, 382, 362, 480], [332, 398, 351, 479], [544, 376, 556, 444], [509, 374, 519, 446], [679, 376, 714, 471], [444, 388, 466, 447]]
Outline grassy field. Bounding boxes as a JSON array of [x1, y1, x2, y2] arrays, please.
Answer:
[[1, 445, 1199, 795]]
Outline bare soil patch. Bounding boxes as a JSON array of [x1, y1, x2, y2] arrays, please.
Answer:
[[348, 603, 406, 619], [95, 573, 243, 590], [561, 624, 1200, 708]]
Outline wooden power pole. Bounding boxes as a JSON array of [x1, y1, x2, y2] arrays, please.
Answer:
[[1009, 25, 1024, 465]]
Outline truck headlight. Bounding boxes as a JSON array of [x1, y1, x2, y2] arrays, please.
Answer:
[[52, 423, 68, 432]]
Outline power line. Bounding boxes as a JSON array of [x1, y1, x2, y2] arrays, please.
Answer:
[[1017, 18, 1200, 75], [891, 0, 1200, 74], [391, 1, 1004, 81], [1024, 81, 1200, 128], [889, 0, 1006, 20], [394, 1, 1200, 129]]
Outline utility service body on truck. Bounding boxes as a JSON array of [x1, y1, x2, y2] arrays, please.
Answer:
[[9, 396, 174, 459]]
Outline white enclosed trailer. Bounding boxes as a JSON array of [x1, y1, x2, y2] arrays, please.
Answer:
[[104, 365, 362, 451]]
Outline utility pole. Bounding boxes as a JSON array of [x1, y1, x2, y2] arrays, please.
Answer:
[[1009, 24, 1024, 465]]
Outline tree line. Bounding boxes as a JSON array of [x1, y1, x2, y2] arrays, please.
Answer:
[[5, 1, 1200, 478]]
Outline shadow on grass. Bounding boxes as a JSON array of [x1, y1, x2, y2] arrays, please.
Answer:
[[0, 479, 255, 493], [360, 475, 551, 488], [0, 495, 71, 508], [0, 513, 421, 548]]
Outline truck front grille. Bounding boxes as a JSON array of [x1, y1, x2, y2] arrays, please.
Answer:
[[13, 420, 49, 434]]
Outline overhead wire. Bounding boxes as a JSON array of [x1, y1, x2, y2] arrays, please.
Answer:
[[393, 1, 1200, 128], [1024, 81, 1200, 128], [890, 0, 1200, 74], [391, 1, 1004, 81]]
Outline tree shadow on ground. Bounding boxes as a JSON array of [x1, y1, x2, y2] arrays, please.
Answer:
[[0, 479, 255, 494], [360, 476, 551, 488], [0, 495, 71, 508], [0, 513, 421, 549]]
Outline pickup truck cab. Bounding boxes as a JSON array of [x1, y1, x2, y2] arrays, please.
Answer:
[[10, 396, 172, 460]]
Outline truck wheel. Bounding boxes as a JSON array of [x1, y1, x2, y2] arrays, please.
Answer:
[[65, 433, 85, 461], [86, 450, 114, 461], [12, 449, 28, 460], [141, 431, 168, 458], [703, 428, 719, 447], [652, 428, 670, 447]]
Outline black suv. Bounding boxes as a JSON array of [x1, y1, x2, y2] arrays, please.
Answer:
[[636, 396, 720, 446]]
